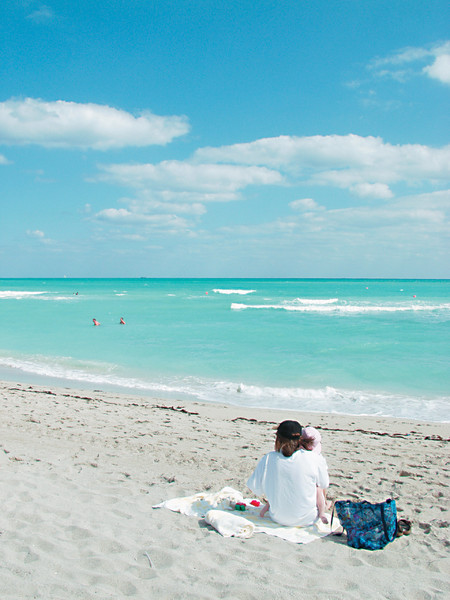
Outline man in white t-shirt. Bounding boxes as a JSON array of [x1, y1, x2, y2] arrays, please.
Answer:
[[246, 420, 329, 527]]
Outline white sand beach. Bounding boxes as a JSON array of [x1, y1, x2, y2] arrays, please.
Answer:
[[0, 380, 449, 599]]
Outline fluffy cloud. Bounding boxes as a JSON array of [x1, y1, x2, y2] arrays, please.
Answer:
[[0, 154, 11, 165], [424, 54, 450, 84], [97, 160, 283, 201], [93, 160, 283, 234], [94, 208, 190, 230], [92, 134, 449, 240], [195, 134, 450, 198], [289, 198, 322, 211], [123, 194, 207, 216], [349, 183, 393, 199], [0, 98, 189, 149], [222, 190, 449, 242]]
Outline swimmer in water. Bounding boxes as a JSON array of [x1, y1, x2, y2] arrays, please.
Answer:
[[93, 318, 100, 326], [120, 317, 126, 325]]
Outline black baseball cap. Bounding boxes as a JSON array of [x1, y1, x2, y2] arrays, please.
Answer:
[[277, 420, 303, 439]]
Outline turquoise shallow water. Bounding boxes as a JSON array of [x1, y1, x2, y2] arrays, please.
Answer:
[[0, 278, 449, 421]]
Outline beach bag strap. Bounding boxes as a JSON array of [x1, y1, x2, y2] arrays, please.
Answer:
[[330, 501, 338, 531], [379, 501, 394, 543]]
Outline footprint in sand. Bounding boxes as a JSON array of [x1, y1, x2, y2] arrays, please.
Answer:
[[119, 581, 138, 596], [67, 525, 93, 540], [419, 522, 431, 534], [22, 548, 39, 563]]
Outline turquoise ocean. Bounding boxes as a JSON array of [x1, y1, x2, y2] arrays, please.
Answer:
[[0, 278, 448, 422]]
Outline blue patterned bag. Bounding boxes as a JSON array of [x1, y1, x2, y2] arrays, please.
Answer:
[[334, 499, 397, 550]]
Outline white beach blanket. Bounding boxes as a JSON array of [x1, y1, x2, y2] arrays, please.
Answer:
[[153, 487, 340, 544]]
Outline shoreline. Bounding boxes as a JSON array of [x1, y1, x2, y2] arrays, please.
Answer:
[[1, 379, 449, 599], [0, 366, 448, 424]]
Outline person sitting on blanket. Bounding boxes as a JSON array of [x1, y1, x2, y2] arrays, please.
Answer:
[[259, 425, 331, 524], [247, 420, 329, 527]]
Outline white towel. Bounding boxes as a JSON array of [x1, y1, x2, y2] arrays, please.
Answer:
[[153, 487, 244, 517], [154, 487, 341, 545], [205, 509, 255, 538]]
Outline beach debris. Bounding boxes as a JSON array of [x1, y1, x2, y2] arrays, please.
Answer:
[[399, 470, 414, 477], [424, 434, 448, 441], [231, 417, 276, 425], [163, 475, 176, 483], [316, 425, 450, 442], [143, 552, 154, 568], [154, 404, 199, 416], [435, 520, 449, 528]]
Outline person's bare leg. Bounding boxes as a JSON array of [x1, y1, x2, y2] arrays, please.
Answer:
[[260, 501, 269, 517], [323, 488, 332, 511], [317, 487, 328, 523]]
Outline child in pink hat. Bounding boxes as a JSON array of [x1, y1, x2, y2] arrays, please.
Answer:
[[301, 426, 330, 523]]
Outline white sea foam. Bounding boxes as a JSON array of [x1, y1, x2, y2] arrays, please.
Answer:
[[0, 291, 46, 299], [292, 298, 339, 305], [0, 291, 77, 301], [0, 355, 448, 422], [231, 301, 450, 314], [45, 296, 76, 301], [213, 289, 256, 295]]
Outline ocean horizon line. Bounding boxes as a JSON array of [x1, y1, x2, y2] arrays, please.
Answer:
[[1, 276, 449, 282]]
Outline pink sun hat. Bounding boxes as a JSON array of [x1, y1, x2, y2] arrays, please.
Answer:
[[302, 426, 322, 454]]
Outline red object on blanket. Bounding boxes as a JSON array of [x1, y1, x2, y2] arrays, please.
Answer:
[[250, 500, 261, 507]]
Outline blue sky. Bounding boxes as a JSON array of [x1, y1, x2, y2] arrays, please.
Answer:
[[1, 0, 449, 278]]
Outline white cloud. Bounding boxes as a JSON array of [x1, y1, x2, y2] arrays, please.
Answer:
[[92, 160, 283, 235], [371, 46, 431, 68], [194, 134, 450, 198], [92, 136, 449, 240], [0, 98, 190, 149], [424, 54, 450, 84], [96, 160, 283, 209], [369, 41, 450, 85], [289, 198, 322, 211], [349, 183, 393, 199], [27, 229, 45, 238], [94, 208, 191, 232], [124, 194, 207, 216], [98, 160, 282, 191], [0, 154, 11, 165], [220, 189, 450, 243], [26, 229, 53, 244]]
